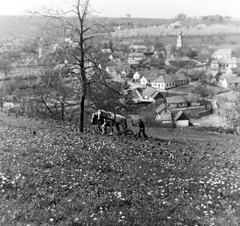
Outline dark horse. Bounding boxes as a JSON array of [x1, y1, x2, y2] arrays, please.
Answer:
[[97, 109, 128, 134], [91, 112, 118, 135]]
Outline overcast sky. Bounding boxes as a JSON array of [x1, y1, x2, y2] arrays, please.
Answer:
[[0, 0, 240, 19]]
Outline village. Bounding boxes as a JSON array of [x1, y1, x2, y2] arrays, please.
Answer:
[[0, 23, 240, 133]]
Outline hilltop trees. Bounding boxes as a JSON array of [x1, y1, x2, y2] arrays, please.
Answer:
[[174, 13, 187, 21]]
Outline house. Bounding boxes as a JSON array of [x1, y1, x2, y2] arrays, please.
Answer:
[[130, 88, 143, 103], [133, 71, 148, 82], [211, 57, 240, 69], [218, 73, 237, 88], [128, 53, 145, 62], [173, 73, 189, 86], [170, 21, 181, 29], [212, 49, 232, 59], [225, 67, 238, 74], [109, 54, 120, 62], [101, 48, 112, 54], [130, 45, 147, 53], [173, 111, 191, 127], [151, 74, 176, 90], [140, 71, 159, 86], [128, 60, 140, 69], [156, 103, 173, 122], [225, 77, 240, 89], [221, 57, 240, 69], [166, 95, 200, 109], [109, 51, 126, 62], [130, 88, 153, 104], [141, 87, 165, 103]]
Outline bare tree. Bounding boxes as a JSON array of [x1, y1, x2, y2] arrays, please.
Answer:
[[34, 0, 113, 132], [32, 70, 76, 120]]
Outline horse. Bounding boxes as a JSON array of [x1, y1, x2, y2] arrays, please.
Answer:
[[97, 109, 128, 134], [91, 112, 118, 135]]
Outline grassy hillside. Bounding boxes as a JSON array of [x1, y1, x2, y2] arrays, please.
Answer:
[[0, 113, 240, 225]]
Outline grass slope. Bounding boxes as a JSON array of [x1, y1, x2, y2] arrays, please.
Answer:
[[0, 116, 240, 225]]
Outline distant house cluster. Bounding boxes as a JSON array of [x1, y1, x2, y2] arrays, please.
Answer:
[[210, 48, 240, 89], [132, 70, 189, 90]]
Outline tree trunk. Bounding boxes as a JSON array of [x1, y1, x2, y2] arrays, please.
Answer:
[[79, 94, 85, 132], [61, 103, 65, 121]]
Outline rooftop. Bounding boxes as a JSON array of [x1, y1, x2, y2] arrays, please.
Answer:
[[212, 49, 232, 56]]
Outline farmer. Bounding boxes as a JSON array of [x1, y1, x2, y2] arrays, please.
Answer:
[[138, 119, 148, 139]]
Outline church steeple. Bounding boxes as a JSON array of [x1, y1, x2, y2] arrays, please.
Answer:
[[176, 30, 183, 49]]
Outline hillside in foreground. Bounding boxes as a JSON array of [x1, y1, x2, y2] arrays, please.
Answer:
[[0, 113, 240, 225]]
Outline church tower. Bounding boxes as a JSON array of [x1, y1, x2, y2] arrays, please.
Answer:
[[176, 30, 183, 49]]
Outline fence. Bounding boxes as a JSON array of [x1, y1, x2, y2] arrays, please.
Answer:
[[198, 108, 213, 117]]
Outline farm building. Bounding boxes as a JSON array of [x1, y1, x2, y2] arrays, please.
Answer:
[[155, 103, 173, 122], [173, 111, 191, 127], [142, 87, 166, 103], [166, 95, 200, 109]]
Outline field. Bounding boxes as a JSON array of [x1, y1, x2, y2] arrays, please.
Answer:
[[0, 113, 240, 225]]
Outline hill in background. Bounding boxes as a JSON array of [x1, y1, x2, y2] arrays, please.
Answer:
[[1, 15, 240, 38], [0, 16, 48, 37]]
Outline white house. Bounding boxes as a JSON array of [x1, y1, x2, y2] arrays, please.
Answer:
[[219, 76, 240, 89], [140, 72, 159, 86], [151, 75, 176, 90], [211, 57, 240, 69]]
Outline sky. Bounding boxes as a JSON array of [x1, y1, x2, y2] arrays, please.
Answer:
[[0, 0, 240, 19]]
